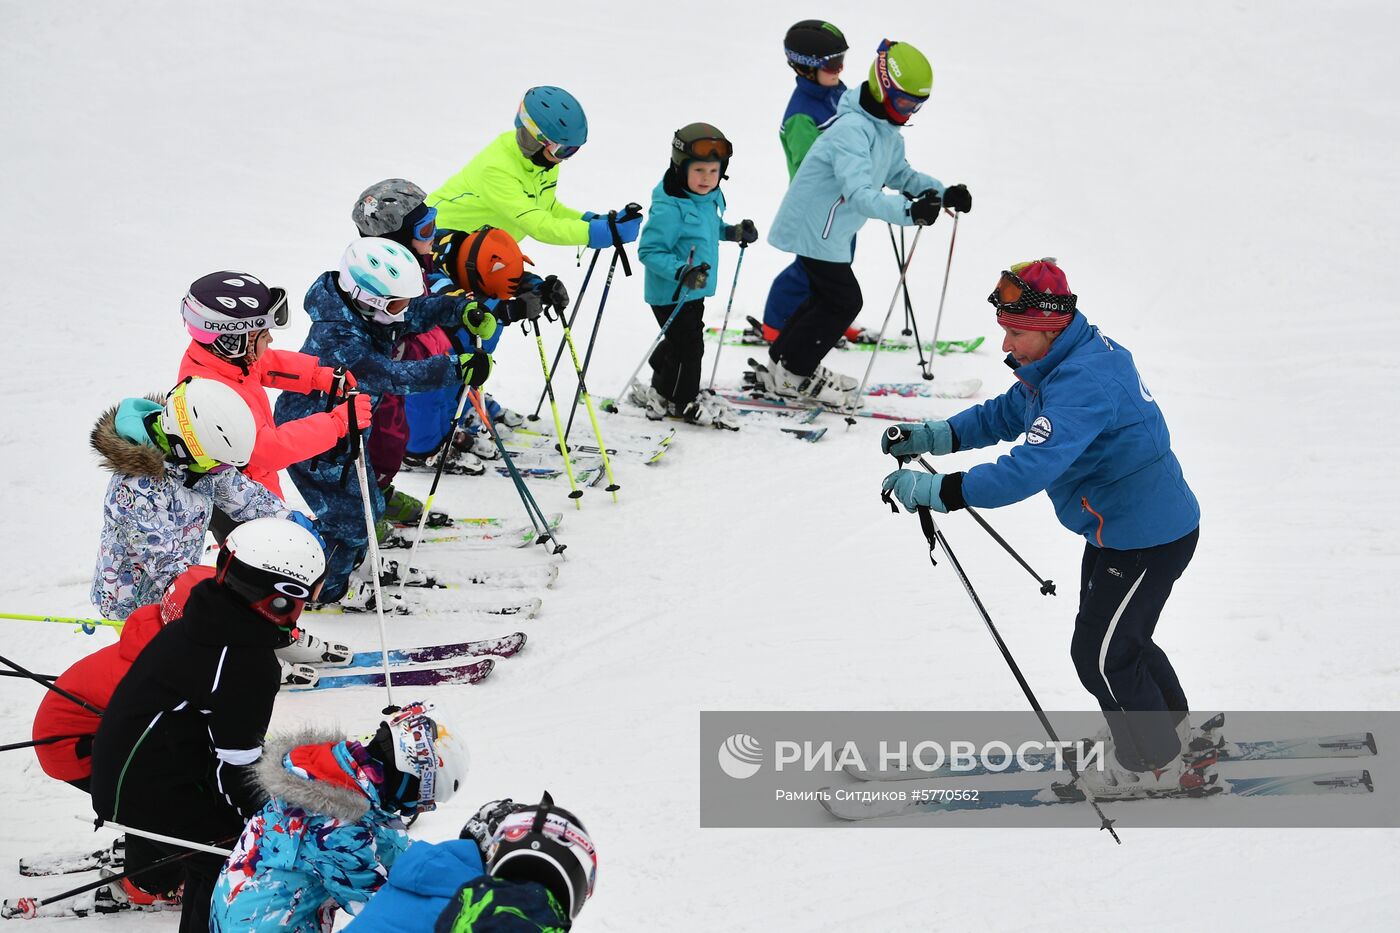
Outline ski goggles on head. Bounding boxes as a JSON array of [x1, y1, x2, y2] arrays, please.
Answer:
[[786, 49, 845, 73], [987, 269, 1077, 315], [405, 204, 437, 242], [515, 103, 583, 160], [675, 136, 733, 162], [349, 288, 412, 319], [388, 703, 441, 810], [180, 286, 289, 337], [873, 41, 927, 117]]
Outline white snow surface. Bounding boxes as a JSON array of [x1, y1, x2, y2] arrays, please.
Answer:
[[2, 0, 1398, 929]]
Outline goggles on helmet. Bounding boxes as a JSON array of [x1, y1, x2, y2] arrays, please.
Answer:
[[515, 102, 583, 160], [350, 289, 412, 320], [874, 40, 927, 118], [407, 204, 438, 242], [786, 49, 845, 73], [675, 136, 733, 162], [987, 270, 1078, 316], [181, 287, 289, 337], [385, 702, 442, 810]]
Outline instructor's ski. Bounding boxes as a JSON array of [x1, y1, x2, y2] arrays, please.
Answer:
[[343, 633, 527, 669]]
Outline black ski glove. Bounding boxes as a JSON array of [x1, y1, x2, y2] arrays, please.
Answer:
[[942, 184, 972, 214], [724, 219, 759, 244], [455, 348, 492, 387], [910, 191, 942, 226], [538, 274, 570, 314], [501, 291, 543, 323], [678, 261, 711, 290]]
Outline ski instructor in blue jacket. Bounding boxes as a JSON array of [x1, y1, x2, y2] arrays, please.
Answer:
[[880, 259, 1208, 800]]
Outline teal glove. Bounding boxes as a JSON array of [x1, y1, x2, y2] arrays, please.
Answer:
[[456, 349, 492, 388], [881, 420, 954, 457], [881, 469, 949, 513], [462, 301, 498, 342]]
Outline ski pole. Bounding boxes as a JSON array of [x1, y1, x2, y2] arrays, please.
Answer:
[[0, 654, 104, 715], [1, 844, 212, 919], [529, 319, 583, 507], [471, 389, 566, 556], [885, 430, 1056, 596], [852, 226, 925, 408], [930, 211, 960, 350], [554, 312, 620, 501], [532, 248, 601, 420], [879, 472, 1119, 843], [613, 246, 697, 405], [705, 242, 749, 392], [396, 378, 474, 606], [563, 202, 642, 439], [343, 390, 395, 711], [83, 817, 235, 857], [0, 612, 122, 635], [0, 733, 89, 754], [888, 225, 933, 380]]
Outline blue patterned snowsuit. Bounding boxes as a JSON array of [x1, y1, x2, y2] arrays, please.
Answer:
[[274, 273, 466, 601], [210, 730, 411, 932]]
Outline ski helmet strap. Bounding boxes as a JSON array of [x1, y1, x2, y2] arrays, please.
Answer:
[[463, 226, 494, 297], [531, 790, 556, 834]]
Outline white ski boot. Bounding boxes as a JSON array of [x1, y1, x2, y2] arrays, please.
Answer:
[[276, 628, 352, 665], [334, 578, 407, 614], [455, 428, 500, 461], [1075, 750, 1219, 799], [629, 381, 675, 421], [815, 363, 859, 392], [685, 390, 741, 431], [761, 358, 859, 408]]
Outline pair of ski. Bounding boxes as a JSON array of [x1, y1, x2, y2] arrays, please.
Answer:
[[708, 317, 986, 355], [286, 631, 528, 691], [502, 423, 676, 465], [596, 394, 828, 443], [381, 512, 564, 550], [822, 727, 1379, 821]]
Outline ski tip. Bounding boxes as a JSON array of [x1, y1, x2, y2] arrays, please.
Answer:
[[1364, 732, 1378, 755]]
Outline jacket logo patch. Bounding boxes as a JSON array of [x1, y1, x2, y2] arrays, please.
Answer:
[[1107, 567, 1123, 578], [1027, 415, 1052, 445]]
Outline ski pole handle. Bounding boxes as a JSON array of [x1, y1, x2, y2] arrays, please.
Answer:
[[884, 426, 915, 465], [607, 204, 642, 278]]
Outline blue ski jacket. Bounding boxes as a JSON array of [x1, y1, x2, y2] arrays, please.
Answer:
[[768, 90, 941, 263], [638, 174, 727, 305], [343, 839, 484, 931], [948, 313, 1200, 549]]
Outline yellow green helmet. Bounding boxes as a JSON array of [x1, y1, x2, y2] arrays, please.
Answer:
[[867, 40, 933, 124]]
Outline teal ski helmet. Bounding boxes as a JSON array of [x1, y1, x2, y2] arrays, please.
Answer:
[[515, 87, 589, 159]]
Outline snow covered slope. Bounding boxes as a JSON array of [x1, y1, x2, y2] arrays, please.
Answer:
[[1, 0, 1396, 929]]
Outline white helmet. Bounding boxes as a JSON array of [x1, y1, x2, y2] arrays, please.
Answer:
[[381, 701, 468, 811], [337, 237, 425, 321], [159, 377, 257, 470], [488, 792, 597, 919], [217, 517, 327, 624]]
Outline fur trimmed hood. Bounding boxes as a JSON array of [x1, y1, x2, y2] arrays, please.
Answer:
[[90, 393, 169, 479], [255, 727, 382, 822]]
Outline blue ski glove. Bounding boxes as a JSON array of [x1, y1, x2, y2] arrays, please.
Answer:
[[881, 420, 954, 458], [881, 469, 949, 513], [586, 210, 643, 249], [287, 511, 326, 550]]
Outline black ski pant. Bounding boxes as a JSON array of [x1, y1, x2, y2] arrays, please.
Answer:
[[768, 256, 862, 377], [1069, 527, 1199, 772], [649, 299, 706, 407]]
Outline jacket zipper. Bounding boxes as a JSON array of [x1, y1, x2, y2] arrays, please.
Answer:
[[821, 196, 845, 239], [1082, 496, 1105, 548]]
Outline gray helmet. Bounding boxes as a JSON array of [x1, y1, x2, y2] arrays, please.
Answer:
[[351, 179, 428, 237]]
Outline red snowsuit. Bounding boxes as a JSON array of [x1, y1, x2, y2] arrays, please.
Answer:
[[177, 342, 345, 499], [32, 565, 213, 783]]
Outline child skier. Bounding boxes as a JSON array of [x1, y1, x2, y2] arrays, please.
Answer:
[[761, 20, 852, 344], [345, 792, 597, 930], [90, 517, 327, 933], [763, 39, 972, 407], [880, 259, 1207, 798], [90, 378, 305, 621], [633, 123, 754, 428], [273, 237, 493, 609], [176, 269, 365, 504], [428, 86, 642, 250], [209, 702, 467, 931]]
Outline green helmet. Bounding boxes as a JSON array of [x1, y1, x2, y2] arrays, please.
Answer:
[[867, 40, 933, 123]]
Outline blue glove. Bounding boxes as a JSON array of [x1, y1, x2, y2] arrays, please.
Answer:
[[881, 469, 948, 513], [881, 420, 954, 457], [288, 511, 326, 549], [587, 211, 644, 249]]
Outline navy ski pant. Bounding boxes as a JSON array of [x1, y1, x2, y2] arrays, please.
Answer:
[[1069, 527, 1199, 771], [762, 258, 809, 332], [768, 256, 862, 377], [285, 429, 382, 603]]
